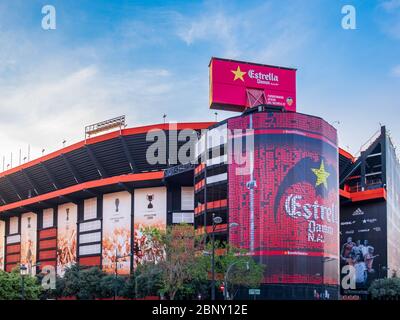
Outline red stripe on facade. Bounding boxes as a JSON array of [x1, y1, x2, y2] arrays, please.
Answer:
[[0, 171, 163, 213]]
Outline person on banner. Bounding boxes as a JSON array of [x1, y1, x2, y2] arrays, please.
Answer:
[[341, 237, 356, 261]]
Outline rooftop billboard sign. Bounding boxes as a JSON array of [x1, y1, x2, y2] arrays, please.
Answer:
[[209, 57, 297, 112]]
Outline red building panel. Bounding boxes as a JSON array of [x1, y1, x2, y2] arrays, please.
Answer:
[[39, 250, 57, 261], [6, 244, 21, 254], [39, 239, 57, 250], [39, 228, 57, 239], [79, 256, 101, 267]]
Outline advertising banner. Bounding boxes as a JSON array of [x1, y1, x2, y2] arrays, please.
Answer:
[[134, 187, 167, 266], [9, 216, 19, 234], [209, 57, 296, 112], [102, 191, 131, 275], [42, 208, 54, 229], [340, 201, 387, 294], [228, 112, 339, 287], [0, 220, 4, 270], [21, 212, 37, 275], [57, 203, 77, 276], [84, 197, 97, 221]]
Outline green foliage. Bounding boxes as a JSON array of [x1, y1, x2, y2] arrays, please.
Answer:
[[123, 262, 163, 299], [195, 241, 265, 299], [61, 265, 106, 299], [0, 268, 42, 300], [157, 224, 198, 300], [137, 227, 265, 300], [100, 274, 126, 298], [369, 277, 400, 300]]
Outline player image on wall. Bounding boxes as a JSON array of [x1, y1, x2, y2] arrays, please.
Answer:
[[21, 212, 37, 275], [0, 220, 5, 271], [134, 187, 167, 267], [340, 201, 387, 292], [57, 203, 77, 276], [102, 191, 131, 275]]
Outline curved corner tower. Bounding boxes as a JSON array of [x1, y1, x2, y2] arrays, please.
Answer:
[[227, 109, 339, 300]]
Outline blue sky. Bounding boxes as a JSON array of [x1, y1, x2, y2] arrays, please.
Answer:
[[0, 0, 399, 167]]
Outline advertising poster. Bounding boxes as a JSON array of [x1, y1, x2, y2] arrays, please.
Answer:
[[340, 201, 387, 294], [57, 203, 77, 276], [102, 191, 131, 275], [84, 197, 97, 221], [228, 112, 339, 288], [209, 57, 297, 112], [42, 208, 54, 229], [0, 220, 4, 270], [134, 187, 167, 266], [21, 212, 37, 275], [9, 216, 19, 234]]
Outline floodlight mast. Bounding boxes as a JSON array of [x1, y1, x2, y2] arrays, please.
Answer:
[[85, 115, 126, 142]]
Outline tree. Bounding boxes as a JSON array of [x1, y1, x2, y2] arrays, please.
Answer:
[[123, 262, 164, 299], [195, 242, 265, 300], [154, 224, 198, 300], [100, 274, 126, 298], [368, 277, 400, 300], [0, 268, 42, 300], [61, 265, 105, 299]]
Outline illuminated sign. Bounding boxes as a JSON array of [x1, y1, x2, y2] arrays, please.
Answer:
[[209, 57, 296, 112]]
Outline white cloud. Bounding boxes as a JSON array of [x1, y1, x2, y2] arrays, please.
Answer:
[[176, 11, 241, 58], [391, 64, 400, 77], [381, 0, 400, 11]]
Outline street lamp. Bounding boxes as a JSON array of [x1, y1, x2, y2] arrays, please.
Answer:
[[114, 250, 132, 300], [20, 264, 28, 300], [211, 213, 222, 300], [223, 261, 249, 300], [20, 262, 42, 300]]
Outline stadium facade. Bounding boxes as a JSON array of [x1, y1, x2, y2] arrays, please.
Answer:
[[0, 58, 399, 300]]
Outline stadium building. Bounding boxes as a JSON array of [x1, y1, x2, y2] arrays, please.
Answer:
[[0, 57, 399, 300], [339, 126, 400, 298]]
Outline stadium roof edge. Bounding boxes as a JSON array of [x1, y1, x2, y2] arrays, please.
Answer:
[[0, 122, 215, 179]]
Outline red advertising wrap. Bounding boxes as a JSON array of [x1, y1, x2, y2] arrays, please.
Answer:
[[209, 57, 296, 112], [228, 111, 339, 287]]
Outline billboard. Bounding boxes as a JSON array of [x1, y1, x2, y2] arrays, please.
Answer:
[[102, 191, 131, 275], [57, 203, 77, 276], [209, 57, 296, 112], [21, 212, 37, 275], [340, 201, 387, 294], [228, 112, 339, 290], [134, 187, 167, 266], [0, 220, 4, 270]]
